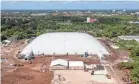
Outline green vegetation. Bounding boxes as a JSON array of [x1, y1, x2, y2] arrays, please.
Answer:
[[121, 57, 139, 84], [94, 15, 137, 20], [117, 40, 139, 84], [113, 15, 137, 20], [116, 40, 139, 50], [1, 14, 139, 83], [1, 15, 139, 40]]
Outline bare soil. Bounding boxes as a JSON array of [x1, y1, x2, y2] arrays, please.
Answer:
[[1, 39, 130, 84], [1, 40, 54, 84], [2, 68, 53, 84]]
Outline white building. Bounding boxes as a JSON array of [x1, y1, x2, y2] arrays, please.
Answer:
[[50, 59, 84, 70], [21, 32, 109, 59], [129, 21, 139, 24], [50, 59, 68, 70], [87, 17, 90, 23], [85, 64, 107, 75], [69, 61, 84, 70], [31, 13, 47, 16], [118, 36, 139, 42]]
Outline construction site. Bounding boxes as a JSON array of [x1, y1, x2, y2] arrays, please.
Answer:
[[1, 32, 131, 84]]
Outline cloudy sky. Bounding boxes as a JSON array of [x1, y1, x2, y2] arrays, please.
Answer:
[[1, 1, 139, 10]]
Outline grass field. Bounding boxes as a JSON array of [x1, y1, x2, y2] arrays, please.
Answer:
[[95, 15, 138, 20], [114, 15, 137, 20]]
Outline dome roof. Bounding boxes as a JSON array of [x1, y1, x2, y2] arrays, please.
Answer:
[[21, 32, 109, 56]]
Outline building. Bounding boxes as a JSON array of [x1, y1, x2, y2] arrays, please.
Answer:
[[129, 21, 139, 24], [31, 13, 47, 16], [87, 17, 90, 23], [85, 64, 97, 70], [50, 59, 84, 70], [93, 65, 106, 75], [112, 9, 116, 13], [87, 17, 97, 23], [69, 61, 84, 70], [21, 32, 109, 60], [118, 36, 139, 42], [50, 59, 107, 75], [50, 59, 68, 70]]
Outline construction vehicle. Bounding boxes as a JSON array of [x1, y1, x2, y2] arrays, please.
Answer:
[[106, 74, 111, 79], [91, 71, 94, 75]]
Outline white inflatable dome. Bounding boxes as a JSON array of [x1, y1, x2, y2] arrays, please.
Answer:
[[21, 32, 109, 56]]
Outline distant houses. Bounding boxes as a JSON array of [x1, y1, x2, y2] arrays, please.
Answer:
[[118, 36, 139, 42], [31, 13, 47, 16], [129, 21, 139, 24], [86, 17, 97, 23]]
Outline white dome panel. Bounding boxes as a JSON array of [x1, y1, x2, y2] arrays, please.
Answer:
[[21, 32, 109, 56]]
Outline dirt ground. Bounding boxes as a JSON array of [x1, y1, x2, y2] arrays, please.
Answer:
[[53, 70, 93, 84], [2, 68, 53, 84], [1, 39, 130, 84], [99, 39, 130, 84], [53, 70, 116, 84], [1, 40, 54, 84], [1, 40, 100, 84]]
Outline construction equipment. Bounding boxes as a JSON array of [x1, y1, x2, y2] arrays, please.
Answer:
[[106, 74, 111, 79], [91, 71, 94, 75], [122, 76, 128, 82]]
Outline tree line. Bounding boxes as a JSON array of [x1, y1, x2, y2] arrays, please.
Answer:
[[1, 14, 139, 83], [117, 40, 139, 84], [1, 15, 139, 41]]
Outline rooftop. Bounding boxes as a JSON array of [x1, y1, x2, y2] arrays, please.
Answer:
[[50, 59, 68, 67], [118, 36, 139, 39], [21, 32, 109, 56], [69, 61, 84, 67]]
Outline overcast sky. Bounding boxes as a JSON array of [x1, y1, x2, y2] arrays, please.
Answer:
[[1, 1, 139, 10]]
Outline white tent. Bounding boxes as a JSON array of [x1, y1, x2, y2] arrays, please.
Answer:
[[21, 32, 109, 58], [50, 59, 68, 67]]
